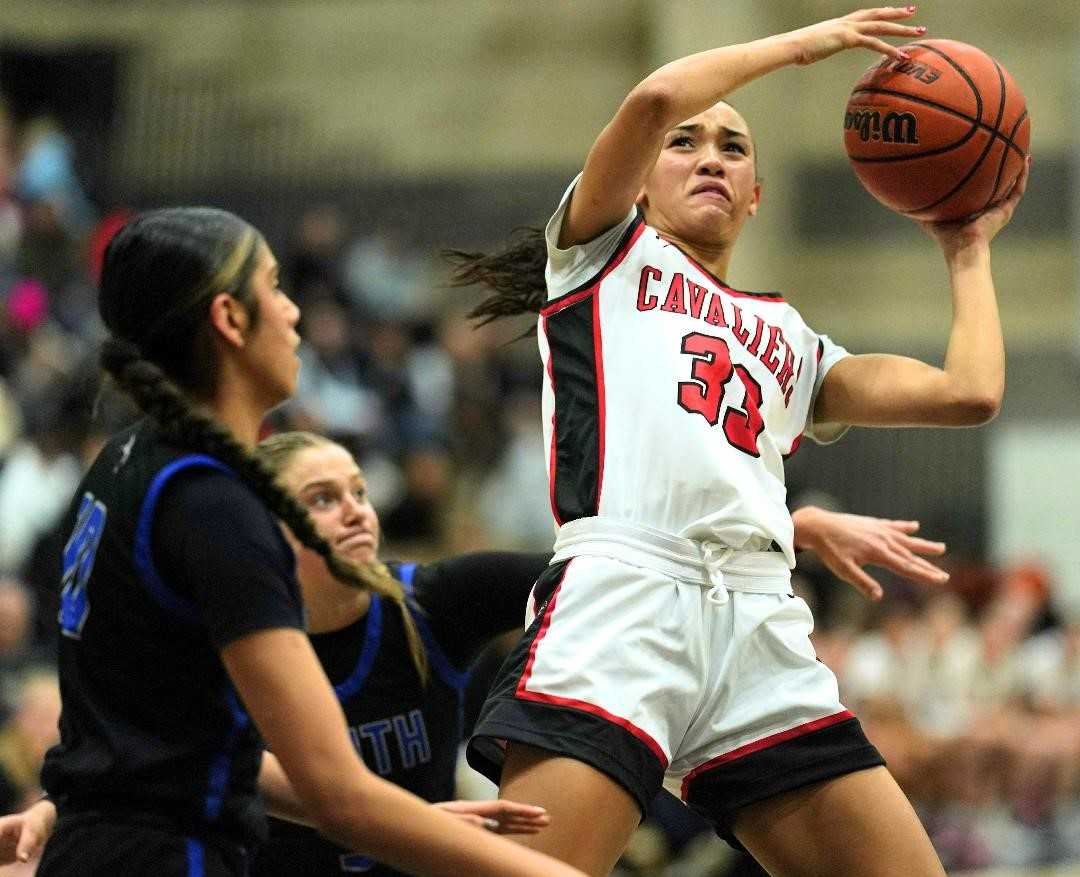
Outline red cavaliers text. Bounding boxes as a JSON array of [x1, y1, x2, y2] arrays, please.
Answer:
[[636, 266, 802, 405]]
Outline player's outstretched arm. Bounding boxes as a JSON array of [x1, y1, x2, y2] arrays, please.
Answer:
[[260, 750, 551, 836], [813, 158, 1028, 429], [563, 7, 923, 247], [0, 797, 57, 864], [792, 505, 948, 600], [222, 628, 586, 877]]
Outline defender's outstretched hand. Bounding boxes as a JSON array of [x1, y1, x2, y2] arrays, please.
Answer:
[[793, 506, 949, 600], [0, 798, 56, 864], [434, 799, 551, 835], [787, 6, 924, 66]]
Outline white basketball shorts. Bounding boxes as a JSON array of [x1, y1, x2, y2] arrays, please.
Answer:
[[467, 518, 883, 842]]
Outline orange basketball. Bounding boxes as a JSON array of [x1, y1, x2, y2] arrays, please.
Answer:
[[843, 39, 1030, 222]]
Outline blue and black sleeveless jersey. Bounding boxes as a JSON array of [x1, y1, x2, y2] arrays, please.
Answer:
[[252, 552, 549, 876], [41, 421, 304, 854]]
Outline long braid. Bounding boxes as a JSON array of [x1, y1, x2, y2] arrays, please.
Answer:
[[102, 338, 430, 683], [443, 226, 548, 326]]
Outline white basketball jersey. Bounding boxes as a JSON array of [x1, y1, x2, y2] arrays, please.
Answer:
[[540, 176, 850, 566]]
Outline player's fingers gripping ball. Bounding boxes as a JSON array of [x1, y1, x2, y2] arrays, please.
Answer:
[[844, 39, 1030, 221]]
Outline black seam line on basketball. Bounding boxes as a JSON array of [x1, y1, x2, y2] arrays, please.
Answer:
[[909, 41, 984, 122], [984, 107, 1029, 213], [910, 55, 1006, 215], [848, 89, 1026, 161], [905, 110, 1005, 212], [979, 59, 1012, 214], [901, 40, 1025, 159]]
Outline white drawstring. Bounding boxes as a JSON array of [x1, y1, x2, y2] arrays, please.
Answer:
[[702, 543, 736, 605]]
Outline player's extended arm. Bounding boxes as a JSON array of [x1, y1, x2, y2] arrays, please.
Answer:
[[259, 750, 550, 835], [792, 505, 948, 600], [562, 8, 923, 247], [222, 628, 585, 877], [813, 159, 1028, 428]]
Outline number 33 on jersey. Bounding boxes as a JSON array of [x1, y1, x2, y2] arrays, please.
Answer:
[[539, 177, 849, 563]]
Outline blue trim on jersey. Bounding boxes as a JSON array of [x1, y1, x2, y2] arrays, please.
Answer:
[[133, 454, 234, 624], [334, 595, 383, 701], [396, 561, 470, 741], [204, 687, 251, 822], [396, 562, 418, 592], [186, 837, 205, 877], [397, 563, 469, 692]]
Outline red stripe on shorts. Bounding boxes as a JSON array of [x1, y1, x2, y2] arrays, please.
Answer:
[[680, 709, 854, 800], [516, 563, 669, 769]]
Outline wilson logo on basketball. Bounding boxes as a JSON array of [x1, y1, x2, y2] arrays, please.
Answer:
[[844, 108, 919, 145], [873, 56, 942, 86]]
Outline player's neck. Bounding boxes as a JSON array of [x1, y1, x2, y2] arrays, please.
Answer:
[[656, 229, 734, 283], [305, 582, 372, 634], [203, 381, 270, 448]]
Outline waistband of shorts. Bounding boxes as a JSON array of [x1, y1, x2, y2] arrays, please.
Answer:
[[551, 517, 791, 593]]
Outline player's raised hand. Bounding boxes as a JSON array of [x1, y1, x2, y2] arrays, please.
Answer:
[[434, 799, 551, 835], [792, 505, 948, 600], [786, 6, 925, 66], [0, 798, 56, 864]]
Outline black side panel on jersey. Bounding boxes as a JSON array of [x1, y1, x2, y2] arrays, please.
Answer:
[[547, 296, 601, 524]]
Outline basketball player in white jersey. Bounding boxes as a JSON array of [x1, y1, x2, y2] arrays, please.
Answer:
[[453, 6, 1028, 876]]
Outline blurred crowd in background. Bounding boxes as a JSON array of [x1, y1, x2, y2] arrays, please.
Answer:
[[0, 101, 1076, 876]]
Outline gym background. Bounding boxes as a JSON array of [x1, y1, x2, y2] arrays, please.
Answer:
[[0, 2, 1075, 874]]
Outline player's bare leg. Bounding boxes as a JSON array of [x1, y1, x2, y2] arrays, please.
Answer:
[[732, 766, 945, 877], [499, 743, 640, 877]]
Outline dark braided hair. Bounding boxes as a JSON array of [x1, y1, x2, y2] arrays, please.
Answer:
[[444, 227, 548, 326], [98, 208, 428, 682]]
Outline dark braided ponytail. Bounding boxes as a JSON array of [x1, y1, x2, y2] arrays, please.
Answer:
[[98, 208, 428, 682], [444, 227, 548, 326]]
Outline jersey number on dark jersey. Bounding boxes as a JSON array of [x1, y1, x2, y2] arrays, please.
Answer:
[[59, 492, 108, 639], [677, 332, 765, 457]]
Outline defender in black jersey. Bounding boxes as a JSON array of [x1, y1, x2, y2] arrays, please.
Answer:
[[41, 421, 305, 875], [249, 431, 553, 875], [252, 554, 548, 876]]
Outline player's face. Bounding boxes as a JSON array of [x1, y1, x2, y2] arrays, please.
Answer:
[[240, 243, 302, 408], [284, 443, 381, 570], [640, 102, 761, 250]]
